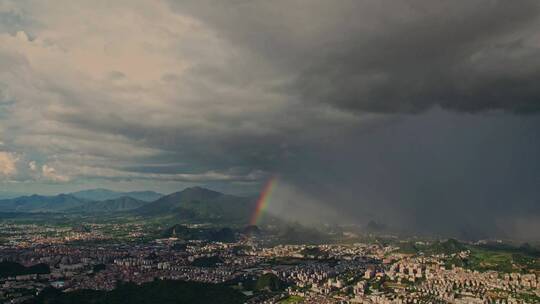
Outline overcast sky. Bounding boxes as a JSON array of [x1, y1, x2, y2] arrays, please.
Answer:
[[0, 1, 539, 238]]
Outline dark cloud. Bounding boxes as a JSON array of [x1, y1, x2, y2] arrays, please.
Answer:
[[172, 0, 540, 113], [268, 109, 540, 239]]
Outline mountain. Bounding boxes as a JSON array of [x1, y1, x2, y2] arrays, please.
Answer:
[[31, 280, 246, 304], [242, 225, 261, 236], [398, 238, 468, 255], [365, 220, 387, 233], [161, 224, 236, 242], [428, 238, 468, 254], [122, 191, 163, 202], [69, 189, 119, 201], [0, 262, 50, 278], [70, 188, 163, 202], [0, 194, 149, 213], [0, 194, 88, 213], [0, 192, 27, 200], [134, 186, 253, 222], [0, 187, 251, 220], [67, 196, 149, 213], [255, 273, 285, 291]]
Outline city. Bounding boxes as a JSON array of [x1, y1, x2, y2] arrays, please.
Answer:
[[0, 211, 538, 303]]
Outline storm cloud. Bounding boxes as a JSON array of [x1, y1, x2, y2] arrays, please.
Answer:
[[172, 0, 540, 113], [0, 0, 539, 238]]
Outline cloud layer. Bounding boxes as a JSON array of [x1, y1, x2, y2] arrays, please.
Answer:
[[172, 0, 540, 113], [0, 151, 17, 177], [0, 0, 539, 238]]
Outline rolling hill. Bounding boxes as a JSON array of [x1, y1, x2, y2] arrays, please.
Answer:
[[0, 191, 27, 200], [0, 194, 88, 213], [0, 187, 255, 223], [70, 188, 163, 202], [161, 224, 236, 242], [66, 196, 149, 213], [0, 194, 150, 213], [30, 280, 246, 304], [133, 186, 254, 222]]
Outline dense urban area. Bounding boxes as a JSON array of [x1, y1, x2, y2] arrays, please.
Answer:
[[0, 216, 539, 304]]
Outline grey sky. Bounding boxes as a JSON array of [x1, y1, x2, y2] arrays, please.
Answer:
[[0, 0, 539, 238]]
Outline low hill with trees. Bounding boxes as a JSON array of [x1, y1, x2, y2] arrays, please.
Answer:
[[29, 280, 245, 304]]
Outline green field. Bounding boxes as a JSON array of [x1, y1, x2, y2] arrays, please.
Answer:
[[444, 245, 540, 273], [279, 295, 304, 303], [395, 239, 540, 274], [465, 249, 540, 273]]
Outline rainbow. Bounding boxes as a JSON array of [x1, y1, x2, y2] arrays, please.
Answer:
[[249, 176, 278, 225]]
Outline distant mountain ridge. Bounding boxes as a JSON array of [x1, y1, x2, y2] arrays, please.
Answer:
[[70, 188, 163, 202], [0, 192, 27, 200], [0, 187, 254, 222], [161, 224, 236, 242], [133, 186, 254, 222], [0, 194, 88, 213], [0, 194, 150, 213], [67, 196, 148, 213]]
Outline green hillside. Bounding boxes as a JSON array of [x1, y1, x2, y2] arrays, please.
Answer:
[[161, 224, 236, 242], [0, 261, 50, 278], [398, 239, 467, 255], [0, 194, 87, 213], [71, 189, 163, 202], [255, 273, 285, 291], [67, 197, 149, 213], [29, 280, 245, 304]]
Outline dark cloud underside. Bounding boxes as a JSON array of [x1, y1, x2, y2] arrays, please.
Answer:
[[173, 0, 540, 113]]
